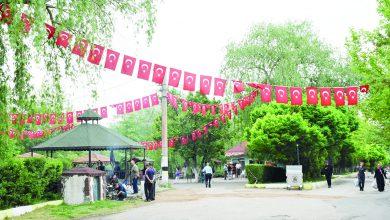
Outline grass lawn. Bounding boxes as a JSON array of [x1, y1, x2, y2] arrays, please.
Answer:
[[12, 199, 145, 220]]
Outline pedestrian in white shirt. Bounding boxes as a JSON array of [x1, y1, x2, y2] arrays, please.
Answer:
[[202, 162, 213, 188]]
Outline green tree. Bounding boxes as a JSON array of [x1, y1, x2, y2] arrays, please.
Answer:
[[347, 0, 390, 145], [246, 113, 326, 178], [0, 1, 158, 161]]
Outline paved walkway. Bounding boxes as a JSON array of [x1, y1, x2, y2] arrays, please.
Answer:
[[87, 177, 390, 220]]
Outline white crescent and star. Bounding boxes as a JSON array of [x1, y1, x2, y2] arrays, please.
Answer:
[[349, 90, 356, 99], [308, 89, 316, 98], [60, 33, 69, 41], [336, 91, 344, 99], [202, 79, 210, 88], [92, 47, 101, 57], [171, 71, 179, 81], [108, 54, 116, 62], [277, 89, 285, 97], [141, 64, 149, 72], [186, 76, 194, 85], [263, 87, 270, 95], [125, 59, 133, 68], [216, 81, 224, 90], [322, 91, 330, 100], [292, 90, 300, 98]]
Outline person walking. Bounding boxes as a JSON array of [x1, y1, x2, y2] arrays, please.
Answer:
[[374, 163, 387, 192], [357, 161, 366, 191], [227, 163, 232, 180], [236, 162, 242, 179], [202, 162, 213, 188], [144, 163, 155, 201], [175, 167, 181, 184], [130, 159, 139, 194], [223, 164, 228, 180], [323, 161, 333, 188]]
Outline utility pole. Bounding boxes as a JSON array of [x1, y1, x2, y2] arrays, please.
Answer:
[[160, 80, 169, 184]]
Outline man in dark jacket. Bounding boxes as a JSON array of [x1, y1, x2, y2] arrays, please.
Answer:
[[323, 161, 333, 188], [357, 161, 366, 191]]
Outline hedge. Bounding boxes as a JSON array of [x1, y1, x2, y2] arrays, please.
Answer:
[[245, 164, 286, 184], [0, 157, 66, 210]]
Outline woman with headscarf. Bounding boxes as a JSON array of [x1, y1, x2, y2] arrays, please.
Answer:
[[374, 163, 387, 192]]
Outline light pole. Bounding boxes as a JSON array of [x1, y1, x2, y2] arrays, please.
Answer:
[[160, 80, 169, 184], [296, 143, 300, 165]]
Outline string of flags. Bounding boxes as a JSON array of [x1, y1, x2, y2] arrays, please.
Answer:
[[0, 5, 369, 99], [9, 93, 159, 126], [6, 124, 74, 140]]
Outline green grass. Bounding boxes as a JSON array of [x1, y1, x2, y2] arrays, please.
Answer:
[[12, 199, 144, 220]]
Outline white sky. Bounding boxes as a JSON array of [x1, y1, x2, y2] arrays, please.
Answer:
[[33, 0, 380, 121]]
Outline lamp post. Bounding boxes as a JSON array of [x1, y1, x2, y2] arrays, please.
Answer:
[[296, 143, 300, 165]]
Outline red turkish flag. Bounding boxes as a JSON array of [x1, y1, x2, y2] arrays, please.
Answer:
[[168, 139, 175, 148], [306, 87, 318, 105], [87, 44, 105, 65], [181, 136, 188, 145], [359, 85, 369, 93], [125, 101, 133, 113], [347, 87, 358, 105], [203, 125, 208, 134], [214, 78, 227, 96], [0, 4, 11, 24], [142, 96, 150, 109], [201, 105, 207, 116], [200, 75, 212, 95], [35, 130, 44, 138], [333, 87, 345, 106], [116, 103, 124, 115], [181, 99, 188, 112], [9, 129, 15, 139], [219, 104, 224, 115], [220, 114, 226, 124], [27, 115, 33, 123], [21, 13, 31, 32], [55, 31, 72, 48], [57, 113, 64, 124], [72, 39, 88, 57], [35, 114, 42, 125], [238, 99, 245, 110], [183, 72, 196, 91], [152, 64, 166, 84], [66, 112, 74, 124], [150, 93, 159, 106], [137, 60, 152, 80], [213, 119, 219, 127], [45, 23, 55, 39], [76, 111, 83, 122], [168, 68, 182, 87], [247, 82, 261, 89], [211, 105, 216, 115], [290, 87, 303, 105], [223, 103, 230, 114], [191, 131, 197, 141], [104, 49, 120, 71], [261, 84, 272, 102], [49, 114, 56, 125], [121, 55, 136, 76], [100, 106, 108, 118], [320, 88, 332, 106], [10, 114, 18, 124], [134, 99, 141, 111], [233, 81, 245, 93], [196, 130, 202, 139], [231, 103, 238, 115], [275, 86, 288, 103], [192, 103, 200, 115]]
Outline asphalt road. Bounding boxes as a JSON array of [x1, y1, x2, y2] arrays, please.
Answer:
[[87, 177, 390, 220]]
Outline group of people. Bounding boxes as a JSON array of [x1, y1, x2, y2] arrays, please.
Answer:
[[223, 162, 242, 180], [323, 161, 388, 192], [107, 159, 156, 202]]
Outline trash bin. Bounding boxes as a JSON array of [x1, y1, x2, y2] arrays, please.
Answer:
[[286, 165, 303, 190]]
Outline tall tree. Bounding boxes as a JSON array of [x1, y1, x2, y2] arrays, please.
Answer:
[[347, 0, 390, 145], [0, 1, 158, 160]]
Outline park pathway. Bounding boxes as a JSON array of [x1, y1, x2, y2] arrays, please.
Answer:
[[86, 177, 390, 220]]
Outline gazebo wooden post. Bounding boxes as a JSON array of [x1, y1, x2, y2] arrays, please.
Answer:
[[143, 148, 146, 161], [46, 151, 49, 157], [50, 151, 53, 158], [30, 148, 33, 157], [88, 149, 92, 167], [125, 149, 128, 181]]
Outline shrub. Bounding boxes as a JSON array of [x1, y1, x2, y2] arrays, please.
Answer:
[[0, 157, 65, 210], [245, 164, 286, 184]]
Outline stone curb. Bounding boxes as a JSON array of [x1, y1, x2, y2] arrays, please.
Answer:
[[245, 174, 355, 190], [0, 200, 63, 220]]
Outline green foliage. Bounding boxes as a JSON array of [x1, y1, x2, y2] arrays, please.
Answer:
[[0, 157, 64, 210], [245, 164, 286, 184], [246, 102, 359, 178], [347, 0, 390, 145]]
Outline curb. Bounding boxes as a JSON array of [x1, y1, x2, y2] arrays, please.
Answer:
[[245, 174, 353, 190], [0, 200, 62, 220]]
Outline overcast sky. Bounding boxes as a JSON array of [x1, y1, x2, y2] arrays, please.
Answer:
[[47, 0, 379, 119]]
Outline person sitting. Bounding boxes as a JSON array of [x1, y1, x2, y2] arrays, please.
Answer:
[[110, 174, 119, 185], [97, 160, 105, 171], [115, 183, 127, 201]]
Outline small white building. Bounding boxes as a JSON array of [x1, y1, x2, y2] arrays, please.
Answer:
[[62, 167, 106, 205]]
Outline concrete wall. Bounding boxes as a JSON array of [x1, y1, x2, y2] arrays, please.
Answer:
[[63, 175, 87, 205], [0, 200, 62, 220]]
